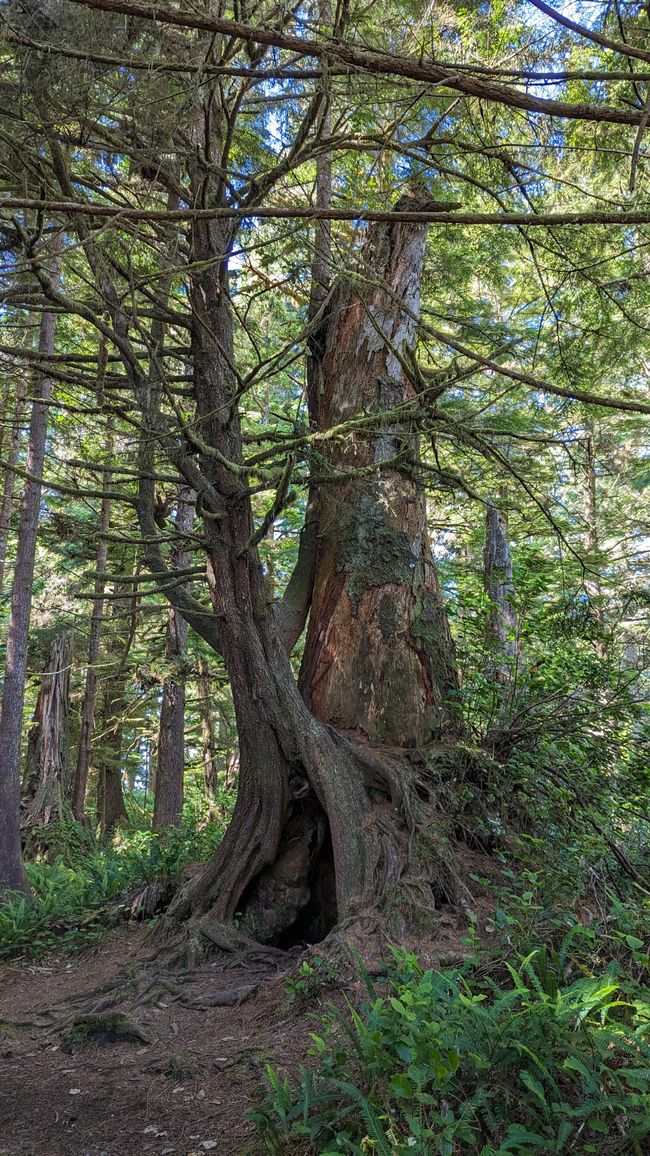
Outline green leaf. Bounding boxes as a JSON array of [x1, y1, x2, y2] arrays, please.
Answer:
[[388, 1073, 413, 1098], [520, 1071, 549, 1111]]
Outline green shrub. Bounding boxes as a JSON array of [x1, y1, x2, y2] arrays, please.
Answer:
[[253, 948, 650, 1155], [283, 956, 342, 1010], [0, 820, 223, 960]]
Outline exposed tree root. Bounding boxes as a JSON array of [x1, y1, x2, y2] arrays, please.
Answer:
[[149, 741, 493, 969], [61, 1011, 151, 1049], [178, 983, 259, 1009]]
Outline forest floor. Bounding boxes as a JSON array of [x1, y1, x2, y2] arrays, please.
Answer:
[[0, 923, 315, 1156], [0, 847, 492, 1155]]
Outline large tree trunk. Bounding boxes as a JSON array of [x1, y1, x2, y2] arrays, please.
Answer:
[[22, 631, 73, 831], [152, 485, 195, 829], [0, 263, 60, 896], [299, 206, 460, 746], [162, 205, 465, 951]]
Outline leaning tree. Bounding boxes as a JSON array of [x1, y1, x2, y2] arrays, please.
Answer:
[[3, 0, 650, 947]]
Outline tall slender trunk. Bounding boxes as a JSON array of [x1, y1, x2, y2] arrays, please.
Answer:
[[0, 256, 60, 896], [0, 378, 28, 596], [22, 631, 73, 831], [72, 480, 110, 819], [96, 559, 138, 835], [72, 343, 112, 821], [483, 499, 518, 684], [153, 485, 195, 829], [196, 655, 218, 802], [96, 677, 129, 834], [582, 433, 606, 652]]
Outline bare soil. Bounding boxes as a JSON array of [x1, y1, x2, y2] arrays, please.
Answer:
[[0, 925, 313, 1156], [0, 856, 488, 1156]]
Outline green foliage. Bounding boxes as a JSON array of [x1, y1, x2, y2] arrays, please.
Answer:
[[283, 955, 342, 1010], [0, 820, 222, 961], [253, 949, 650, 1155]]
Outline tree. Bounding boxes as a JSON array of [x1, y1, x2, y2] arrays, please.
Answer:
[[72, 345, 113, 821], [0, 255, 60, 894], [153, 485, 194, 829], [483, 500, 518, 685], [0, 375, 27, 595], [22, 630, 73, 832], [2, 0, 650, 943], [196, 655, 218, 805], [95, 557, 139, 834]]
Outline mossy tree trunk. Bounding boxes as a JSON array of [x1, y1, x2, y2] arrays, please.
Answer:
[[483, 500, 519, 686], [300, 208, 460, 747], [161, 204, 464, 950]]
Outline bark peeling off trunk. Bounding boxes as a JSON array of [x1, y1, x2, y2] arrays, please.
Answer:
[[300, 214, 459, 746], [22, 631, 73, 831]]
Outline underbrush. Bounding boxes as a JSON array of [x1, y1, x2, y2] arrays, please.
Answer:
[[0, 819, 223, 960], [253, 947, 650, 1155]]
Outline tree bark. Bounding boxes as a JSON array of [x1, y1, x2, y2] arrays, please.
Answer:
[[299, 204, 460, 746], [196, 655, 218, 802], [161, 205, 464, 950], [22, 631, 73, 831], [0, 258, 60, 896], [483, 500, 518, 683], [96, 677, 129, 834], [95, 559, 138, 835], [153, 485, 195, 829], [0, 377, 28, 597]]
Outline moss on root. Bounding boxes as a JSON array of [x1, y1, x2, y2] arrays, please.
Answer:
[[62, 1012, 151, 1050]]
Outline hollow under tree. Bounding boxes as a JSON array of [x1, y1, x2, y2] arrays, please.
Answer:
[[156, 201, 466, 952]]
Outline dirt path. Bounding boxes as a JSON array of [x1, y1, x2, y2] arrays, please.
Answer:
[[0, 925, 311, 1155]]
